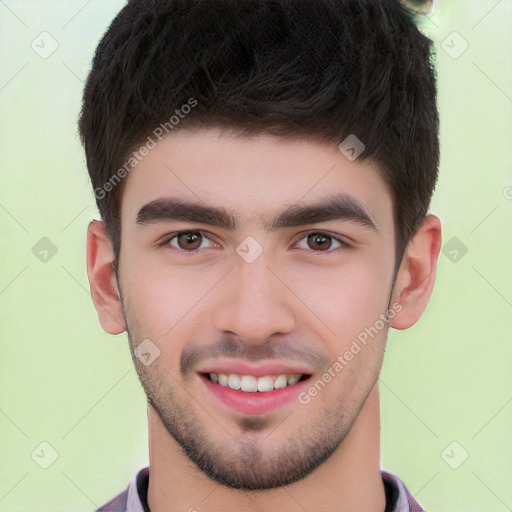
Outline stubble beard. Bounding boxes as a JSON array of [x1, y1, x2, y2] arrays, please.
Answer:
[[127, 331, 376, 491]]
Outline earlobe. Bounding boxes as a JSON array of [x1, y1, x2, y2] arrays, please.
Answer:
[[389, 214, 442, 330], [86, 220, 126, 334]]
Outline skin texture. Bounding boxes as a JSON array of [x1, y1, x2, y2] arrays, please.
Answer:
[[87, 127, 441, 512]]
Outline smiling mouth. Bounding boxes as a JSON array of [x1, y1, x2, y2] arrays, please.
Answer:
[[202, 372, 311, 392]]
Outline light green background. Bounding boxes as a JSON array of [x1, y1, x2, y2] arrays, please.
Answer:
[[1, 1, 511, 511]]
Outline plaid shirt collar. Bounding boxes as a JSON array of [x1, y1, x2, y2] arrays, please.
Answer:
[[96, 466, 425, 512]]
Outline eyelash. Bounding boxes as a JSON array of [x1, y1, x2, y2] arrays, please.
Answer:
[[157, 230, 353, 255]]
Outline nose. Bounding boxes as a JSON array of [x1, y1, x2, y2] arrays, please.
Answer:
[[211, 252, 296, 346]]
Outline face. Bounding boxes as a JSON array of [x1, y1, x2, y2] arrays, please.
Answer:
[[117, 127, 396, 489]]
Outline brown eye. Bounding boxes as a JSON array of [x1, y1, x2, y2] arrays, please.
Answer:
[[177, 232, 202, 250], [294, 232, 350, 253], [166, 231, 215, 251], [307, 233, 333, 251]]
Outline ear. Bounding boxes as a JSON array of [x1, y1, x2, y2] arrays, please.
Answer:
[[389, 214, 442, 330], [86, 220, 126, 334]]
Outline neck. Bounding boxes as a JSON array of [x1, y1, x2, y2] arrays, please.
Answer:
[[147, 384, 385, 512]]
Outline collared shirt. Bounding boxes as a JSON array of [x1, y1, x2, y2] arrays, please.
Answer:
[[95, 466, 426, 511]]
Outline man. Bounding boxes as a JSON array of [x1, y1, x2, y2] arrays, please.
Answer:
[[81, 0, 441, 510]]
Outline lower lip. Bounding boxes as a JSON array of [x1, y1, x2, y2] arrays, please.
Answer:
[[199, 374, 310, 415]]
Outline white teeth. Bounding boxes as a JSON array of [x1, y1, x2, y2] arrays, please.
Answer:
[[218, 373, 228, 386], [274, 374, 287, 389], [228, 373, 241, 390], [240, 375, 258, 392], [208, 372, 306, 392], [257, 376, 274, 392], [287, 374, 301, 385]]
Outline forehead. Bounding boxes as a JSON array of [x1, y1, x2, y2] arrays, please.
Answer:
[[120, 128, 393, 231]]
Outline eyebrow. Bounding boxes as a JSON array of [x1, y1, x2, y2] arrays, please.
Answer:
[[135, 194, 380, 232]]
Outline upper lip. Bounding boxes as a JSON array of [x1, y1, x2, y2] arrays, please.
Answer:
[[196, 358, 314, 377]]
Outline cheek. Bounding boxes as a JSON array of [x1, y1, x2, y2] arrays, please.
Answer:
[[120, 253, 220, 338], [289, 255, 393, 341]]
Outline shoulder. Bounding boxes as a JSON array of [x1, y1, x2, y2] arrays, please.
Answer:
[[381, 470, 426, 512], [95, 489, 128, 512], [94, 467, 149, 512]]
